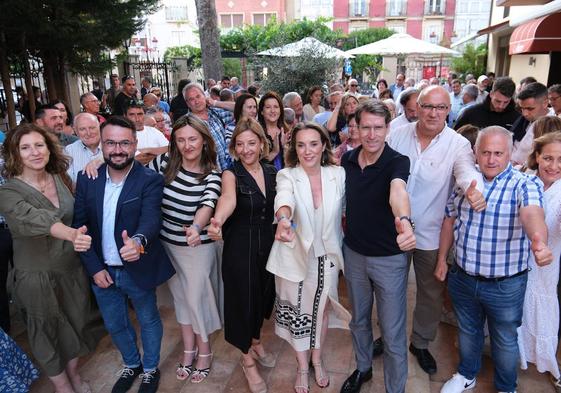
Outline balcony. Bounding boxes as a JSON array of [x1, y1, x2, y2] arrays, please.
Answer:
[[424, 0, 445, 15], [349, 0, 369, 18], [386, 0, 407, 17]]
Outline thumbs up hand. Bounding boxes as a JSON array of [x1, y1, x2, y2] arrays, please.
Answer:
[[531, 232, 553, 266], [72, 225, 92, 252], [466, 179, 486, 212], [395, 217, 416, 252], [207, 217, 223, 241], [119, 230, 141, 262]]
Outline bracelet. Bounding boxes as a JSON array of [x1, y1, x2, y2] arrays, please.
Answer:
[[192, 223, 202, 234], [278, 215, 290, 222]]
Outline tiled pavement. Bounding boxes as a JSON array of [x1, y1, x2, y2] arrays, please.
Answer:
[[14, 266, 557, 393]]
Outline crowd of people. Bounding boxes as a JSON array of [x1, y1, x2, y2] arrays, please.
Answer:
[[0, 70, 560, 393]]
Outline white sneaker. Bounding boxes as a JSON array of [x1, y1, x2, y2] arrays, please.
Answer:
[[441, 373, 476, 393]]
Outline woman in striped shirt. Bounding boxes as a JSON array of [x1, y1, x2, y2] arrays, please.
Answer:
[[149, 114, 222, 384]]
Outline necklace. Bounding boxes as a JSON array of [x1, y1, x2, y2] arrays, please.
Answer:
[[19, 174, 50, 194]]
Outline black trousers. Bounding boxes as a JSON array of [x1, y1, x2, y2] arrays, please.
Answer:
[[0, 226, 13, 332]]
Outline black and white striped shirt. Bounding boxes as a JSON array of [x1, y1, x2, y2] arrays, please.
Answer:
[[149, 154, 221, 246]]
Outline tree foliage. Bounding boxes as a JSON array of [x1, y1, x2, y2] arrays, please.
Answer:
[[163, 45, 202, 69], [451, 43, 487, 79], [341, 28, 395, 77]]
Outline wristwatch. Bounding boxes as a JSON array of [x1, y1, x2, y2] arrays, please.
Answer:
[[399, 216, 415, 231], [132, 234, 147, 254]]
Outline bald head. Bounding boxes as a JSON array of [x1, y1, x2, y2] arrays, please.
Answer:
[[417, 85, 451, 136], [143, 93, 159, 107]]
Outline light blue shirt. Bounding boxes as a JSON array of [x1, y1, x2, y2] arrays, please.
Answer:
[[101, 166, 132, 266], [312, 111, 332, 126], [448, 92, 463, 127], [64, 140, 102, 184]]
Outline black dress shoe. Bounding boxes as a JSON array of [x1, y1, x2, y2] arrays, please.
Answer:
[[111, 365, 143, 393], [340, 368, 373, 393], [372, 337, 384, 358], [409, 344, 437, 375]]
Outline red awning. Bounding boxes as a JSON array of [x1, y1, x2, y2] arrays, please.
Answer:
[[509, 12, 561, 55]]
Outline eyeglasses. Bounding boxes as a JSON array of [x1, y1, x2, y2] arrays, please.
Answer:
[[419, 104, 449, 112], [102, 140, 135, 149], [350, 84, 358, 87]]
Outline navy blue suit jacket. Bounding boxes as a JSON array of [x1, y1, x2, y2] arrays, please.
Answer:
[[73, 161, 175, 290]]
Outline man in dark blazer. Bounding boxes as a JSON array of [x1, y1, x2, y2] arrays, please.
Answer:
[[73, 116, 174, 393]]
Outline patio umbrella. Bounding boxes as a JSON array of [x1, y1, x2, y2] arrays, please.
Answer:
[[345, 33, 459, 56], [258, 37, 353, 59]]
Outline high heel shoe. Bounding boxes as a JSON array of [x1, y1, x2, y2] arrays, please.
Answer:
[[312, 361, 330, 388], [294, 368, 309, 393], [191, 352, 212, 383], [241, 360, 268, 393], [176, 349, 197, 381], [249, 346, 276, 368]]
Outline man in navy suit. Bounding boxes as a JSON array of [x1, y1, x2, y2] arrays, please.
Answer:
[[73, 116, 174, 393]]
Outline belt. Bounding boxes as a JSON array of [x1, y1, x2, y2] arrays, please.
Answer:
[[458, 266, 527, 282], [106, 264, 125, 270]]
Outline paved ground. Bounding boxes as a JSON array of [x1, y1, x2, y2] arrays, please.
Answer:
[[12, 266, 557, 393]]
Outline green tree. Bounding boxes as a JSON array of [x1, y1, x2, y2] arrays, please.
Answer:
[[342, 28, 395, 78], [451, 43, 487, 80], [163, 45, 202, 70], [0, 0, 159, 117]]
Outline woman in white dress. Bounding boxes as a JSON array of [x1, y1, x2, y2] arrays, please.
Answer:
[[518, 131, 561, 390], [267, 122, 351, 393]]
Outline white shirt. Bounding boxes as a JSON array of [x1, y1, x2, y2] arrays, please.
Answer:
[[511, 122, 535, 166], [389, 114, 410, 135], [64, 140, 102, 183], [136, 126, 169, 150], [387, 122, 481, 250]]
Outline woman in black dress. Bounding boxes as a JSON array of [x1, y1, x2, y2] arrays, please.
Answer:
[[208, 117, 276, 393]]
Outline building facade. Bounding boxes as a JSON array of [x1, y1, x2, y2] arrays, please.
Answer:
[[214, 0, 287, 32]]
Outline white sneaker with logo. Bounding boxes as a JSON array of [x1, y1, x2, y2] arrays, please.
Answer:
[[441, 373, 477, 393]]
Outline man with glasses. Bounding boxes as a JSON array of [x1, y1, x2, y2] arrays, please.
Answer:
[[340, 101, 416, 393], [80, 92, 106, 123], [73, 116, 175, 393], [113, 76, 138, 116], [548, 84, 561, 117], [387, 85, 485, 376]]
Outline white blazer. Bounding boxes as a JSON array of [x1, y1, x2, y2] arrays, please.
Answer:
[[266, 165, 345, 282]]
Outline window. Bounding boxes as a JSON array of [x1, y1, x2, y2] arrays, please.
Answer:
[[220, 13, 244, 29], [423, 21, 443, 43], [349, 0, 368, 17], [386, 21, 407, 33], [387, 0, 407, 17], [165, 6, 189, 21], [425, 0, 445, 15], [171, 31, 187, 46], [253, 13, 276, 26]]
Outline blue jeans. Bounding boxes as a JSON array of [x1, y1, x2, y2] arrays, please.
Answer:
[[447, 265, 527, 392], [91, 266, 163, 372]]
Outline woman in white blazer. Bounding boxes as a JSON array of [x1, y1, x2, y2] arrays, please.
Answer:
[[266, 122, 351, 393]]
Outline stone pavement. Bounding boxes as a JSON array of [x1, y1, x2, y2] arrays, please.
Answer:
[[16, 266, 557, 393]]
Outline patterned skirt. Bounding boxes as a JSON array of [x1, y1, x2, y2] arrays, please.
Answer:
[[274, 254, 350, 352], [0, 328, 40, 392]]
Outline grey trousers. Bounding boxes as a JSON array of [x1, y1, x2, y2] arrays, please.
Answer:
[[409, 248, 444, 348], [343, 244, 408, 393]]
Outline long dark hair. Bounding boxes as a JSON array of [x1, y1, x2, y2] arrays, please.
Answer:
[[233, 93, 258, 122], [2, 123, 72, 191], [163, 113, 217, 183], [258, 91, 287, 133]]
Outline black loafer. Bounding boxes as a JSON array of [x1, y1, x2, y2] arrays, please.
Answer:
[[373, 337, 384, 358], [409, 344, 437, 375], [340, 368, 373, 393]]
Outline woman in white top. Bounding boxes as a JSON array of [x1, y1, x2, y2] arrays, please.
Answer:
[[267, 122, 351, 393], [302, 86, 325, 121], [518, 131, 561, 390]]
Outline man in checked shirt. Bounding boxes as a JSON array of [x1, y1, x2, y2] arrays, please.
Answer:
[[435, 126, 553, 393]]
